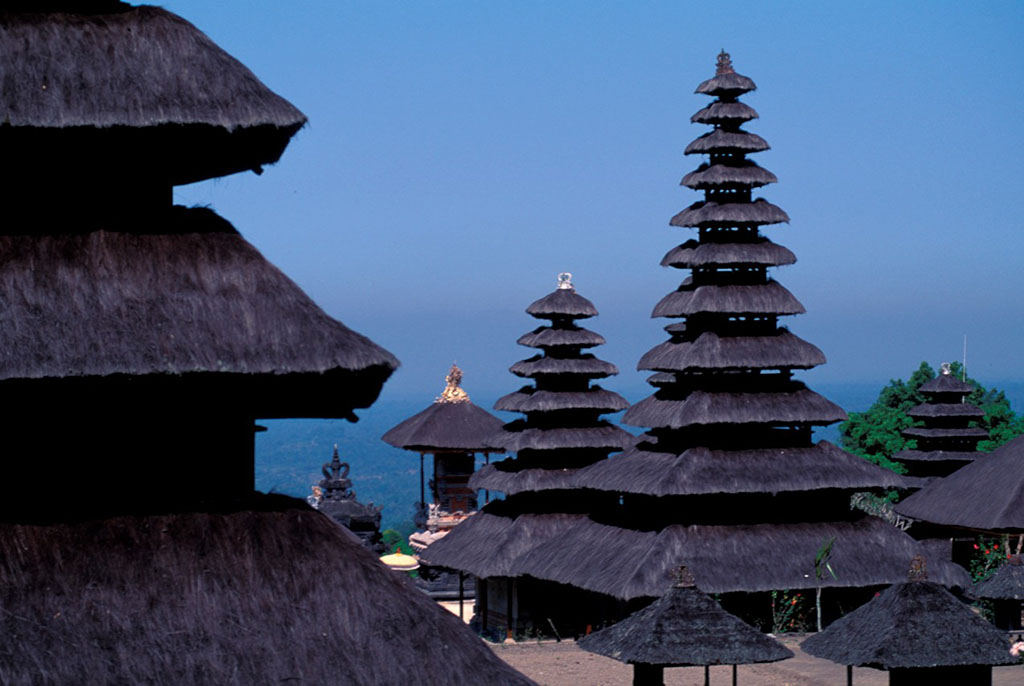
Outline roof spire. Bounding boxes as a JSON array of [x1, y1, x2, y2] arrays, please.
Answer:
[[940, 362, 952, 376], [908, 555, 928, 582], [557, 272, 574, 290], [715, 50, 734, 75], [436, 363, 470, 404], [672, 565, 697, 588]]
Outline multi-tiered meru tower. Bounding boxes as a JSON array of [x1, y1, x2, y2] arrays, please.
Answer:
[[512, 53, 969, 628], [425, 273, 631, 637]]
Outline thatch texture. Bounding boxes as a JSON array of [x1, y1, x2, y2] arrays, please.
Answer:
[[470, 463, 580, 495], [660, 238, 796, 268], [578, 585, 792, 666], [652, 281, 805, 317], [895, 435, 1024, 532], [525, 288, 597, 318], [637, 330, 825, 372], [495, 386, 629, 413], [802, 580, 1016, 669], [974, 557, 1024, 600], [0, 495, 534, 686], [622, 387, 846, 429], [690, 100, 758, 125], [515, 517, 970, 599], [0, 5, 307, 184], [670, 198, 789, 227], [681, 161, 777, 189], [381, 399, 504, 451], [907, 403, 985, 419], [695, 72, 756, 96], [0, 206, 397, 397], [920, 373, 974, 395], [510, 354, 618, 378], [685, 129, 770, 154], [499, 423, 633, 452], [901, 427, 989, 439], [422, 511, 584, 578], [892, 449, 979, 464], [573, 441, 907, 497], [517, 326, 605, 349]]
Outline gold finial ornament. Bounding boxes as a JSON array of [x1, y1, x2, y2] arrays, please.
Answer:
[[908, 555, 928, 582], [716, 50, 734, 75], [436, 363, 470, 403], [672, 565, 697, 588], [557, 272, 574, 290]]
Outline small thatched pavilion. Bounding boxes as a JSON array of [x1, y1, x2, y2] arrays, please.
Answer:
[[425, 273, 631, 638], [975, 555, 1024, 631], [802, 558, 1018, 685], [0, 4, 533, 684], [578, 568, 792, 686], [504, 52, 969, 630]]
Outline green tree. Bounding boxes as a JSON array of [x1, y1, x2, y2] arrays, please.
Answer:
[[840, 361, 1024, 472]]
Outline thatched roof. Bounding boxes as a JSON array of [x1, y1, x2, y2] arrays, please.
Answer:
[[802, 577, 1016, 669], [573, 441, 907, 497], [907, 402, 985, 419], [0, 206, 397, 414], [974, 556, 1024, 600], [690, 100, 758, 125], [660, 238, 796, 268], [0, 495, 534, 686], [422, 510, 584, 579], [637, 330, 825, 372], [670, 198, 789, 228], [525, 288, 597, 319], [901, 427, 989, 440], [578, 583, 793, 667], [381, 399, 504, 452], [515, 517, 970, 599], [892, 449, 979, 464], [681, 161, 777, 189], [895, 435, 1024, 532], [622, 386, 846, 429], [685, 129, 770, 154], [499, 422, 633, 452], [695, 62, 756, 97], [652, 281, 805, 317], [920, 373, 974, 395], [470, 462, 581, 495], [510, 354, 618, 378], [0, 5, 307, 185], [517, 326, 605, 349], [495, 386, 629, 413]]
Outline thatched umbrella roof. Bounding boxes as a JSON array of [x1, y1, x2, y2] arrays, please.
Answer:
[[894, 434, 1024, 533], [920, 372, 975, 395], [975, 555, 1024, 600], [652, 281, 805, 317], [802, 560, 1016, 670], [578, 572, 793, 668], [695, 51, 756, 96], [906, 403, 985, 419], [660, 238, 796, 268], [681, 161, 778, 189], [690, 100, 759, 125], [517, 326, 606, 349], [495, 386, 629, 413], [670, 198, 790, 228], [470, 461, 581, 495], [525, 286, 598, 319], [0, 494, 534, 686], [637, 330, 825, 372], [685, 129, 770, 154], [0, 3, 306, 185]]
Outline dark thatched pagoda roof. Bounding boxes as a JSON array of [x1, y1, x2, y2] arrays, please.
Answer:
[[802, 574, 1016, 670], [892, 449, 979, 464], [660, 238, 796, 268], [681, 161, 777, 189], [578, 582, 793, 667], [470, 462, 581, 495], [900, 427, 989, 440], [0, 494, 534, 686], [0, 206, 397, 414], [573, 441, 907, 497], [495, 386, 630, 413], [622, 386, 846, 429], [517, 326, 605, 349], [695, 52, 756, 97], [0, 4, 307, 185], [510, 354, 618, 378], [920, 372, 975, 395], [525, 288, 598, 319], [895, 435, 1024, 532], [907, 403, 985, 419], [382, 366, 503, 452], [974, 556, 1024, 600], [514, 517, 970, 600], [499, 422, 633, 452], [670, 198, 789, 228], [637, 330, 825, 372], [690, 100, 758, 125], [652, 281, 805, 317], [685, 129, 770, 155]]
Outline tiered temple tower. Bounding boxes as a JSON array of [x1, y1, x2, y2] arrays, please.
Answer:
[[506, 53, 969, 628], [426, 273, 631, 637], [310, 445, 385, 554], [894, 363, 989, 486]]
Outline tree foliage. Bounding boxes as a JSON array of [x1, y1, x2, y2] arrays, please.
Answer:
[[839, 361, 1024, 472]]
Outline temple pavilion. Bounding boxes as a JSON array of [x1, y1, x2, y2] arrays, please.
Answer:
[[425, 273, 631, 638], [0, 4, 532, 684]]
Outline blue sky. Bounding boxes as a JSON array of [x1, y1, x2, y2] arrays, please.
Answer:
[[164, 1, 1024, 405]]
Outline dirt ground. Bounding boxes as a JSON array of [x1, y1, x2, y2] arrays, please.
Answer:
[[488, 635, 1024, 686]]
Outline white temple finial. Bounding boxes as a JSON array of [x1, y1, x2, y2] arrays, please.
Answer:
[[940, 362, 952, 376], [557, 272, 574, 290]]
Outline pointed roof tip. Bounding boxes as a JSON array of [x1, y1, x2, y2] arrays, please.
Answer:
[[435, 363, 470, 404], [716, 49, 735, 75], [908, 555, 928, 582], [673, 565, 697, 588], [556, 271, 574, 291]]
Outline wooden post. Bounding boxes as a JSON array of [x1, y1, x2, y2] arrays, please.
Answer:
[[484, 452, 491, 504], [419, 452, 425, 512], [847, 664, 853, 686], [632, 664, 664, 686], [506, 577, 515, 639], [480, 578, 488, 633], [733, 664, 738, 686], [704, 665, 710, 686]]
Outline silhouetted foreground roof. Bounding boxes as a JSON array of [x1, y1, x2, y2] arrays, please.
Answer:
[[974, 556, 1024, 600], [579, 585, 792, 666], [802, 579, 1016, 669], [382, 399, 503, 451], [0, 495, 534, 686], [513, 517, 969, 599], [895, 435, 1024, 532], [0, 207, 396, 410]]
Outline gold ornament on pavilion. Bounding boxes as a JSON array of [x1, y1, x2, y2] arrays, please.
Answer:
[[435, 363, 470, 403]]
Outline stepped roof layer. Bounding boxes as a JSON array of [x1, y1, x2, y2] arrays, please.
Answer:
[[802, 569, 1016, 669], [974, 556, 1024, 600], [578, 578, 793, 667], [0, 4, 307, 185], [382, 365, 503, 452], [0, 206, 397, 413], [0, 494, 535, 686], [895, 434, 1024, 532]]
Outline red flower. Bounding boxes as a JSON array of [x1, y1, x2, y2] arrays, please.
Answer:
[[790, 599, 797, 606], [974, 544, 980, 550], [994, 544, 999, 550], [985, 550, 991, 555]]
